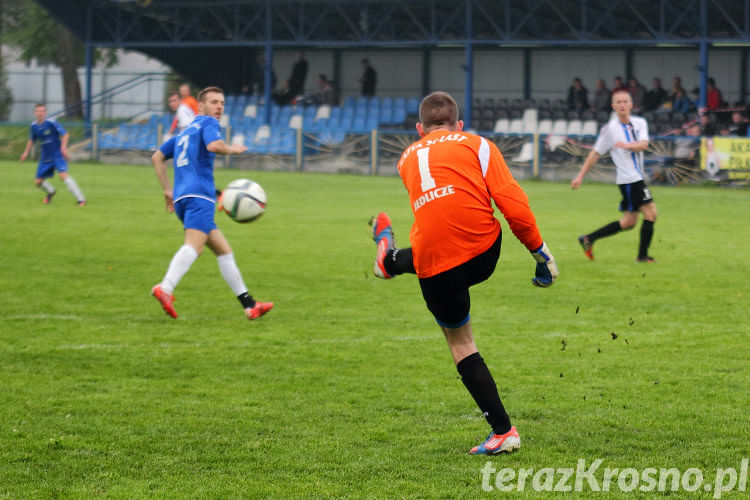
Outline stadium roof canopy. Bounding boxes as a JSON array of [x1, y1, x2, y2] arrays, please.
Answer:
[[37, 0, 750, 48], [34, 0, 750, 120]]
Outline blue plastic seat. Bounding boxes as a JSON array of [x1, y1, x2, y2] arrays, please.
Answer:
[[340, 115, 354, 132], [392, 107, 407, 126], [407, 97, 419, 114]]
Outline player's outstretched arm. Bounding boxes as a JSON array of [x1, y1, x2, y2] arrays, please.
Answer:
[[531, 242, 558, 288], [614, 139, 649, 153], [19, 139, 33, 162], [60, 133, 70, 159], [151, 150, 174, 212], [571, 150, 600, 189], [206, 140, 248, 155]]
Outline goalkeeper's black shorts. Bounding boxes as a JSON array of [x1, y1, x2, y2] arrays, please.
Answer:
[[418, 232, 502, 329]]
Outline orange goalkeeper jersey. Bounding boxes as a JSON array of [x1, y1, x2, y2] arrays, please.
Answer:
[[397, 129, 543, 278]]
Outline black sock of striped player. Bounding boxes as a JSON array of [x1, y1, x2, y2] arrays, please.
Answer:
[[588, 221, 622, 242], [237, 292, 255, 309], [456, 352, 511, 435], [383, 248, 416, 276], [638, 220, 655, 259]]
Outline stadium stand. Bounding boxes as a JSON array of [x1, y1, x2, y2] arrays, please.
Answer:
[[96, 86, 702, 156]]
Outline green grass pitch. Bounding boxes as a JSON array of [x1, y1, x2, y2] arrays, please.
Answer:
[[0, 160, 748, 498]]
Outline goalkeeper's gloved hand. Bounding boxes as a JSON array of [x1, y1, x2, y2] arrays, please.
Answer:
[[531, 242, 558, 288]]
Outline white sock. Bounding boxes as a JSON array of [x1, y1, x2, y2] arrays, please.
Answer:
[[217, 253, 248, 296], [38, 180, 55, 194], [63, 176, 85, 202], [161, 245, 199, 294]]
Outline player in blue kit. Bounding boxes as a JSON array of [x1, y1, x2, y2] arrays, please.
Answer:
[[20, 103, 86, 206], [150, 86, 273, 320]]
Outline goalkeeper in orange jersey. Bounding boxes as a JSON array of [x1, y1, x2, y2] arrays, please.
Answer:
[[369, 91, 558, 455]]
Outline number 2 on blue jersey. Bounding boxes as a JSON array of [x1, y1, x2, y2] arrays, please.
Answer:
[[176, 135, 189, 167]]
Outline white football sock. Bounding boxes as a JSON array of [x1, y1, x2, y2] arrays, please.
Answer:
[[161, 245, 199, 294], [63, 176, 85, 202], [38, 180, 55, 194], [217, 253, 248, 296]]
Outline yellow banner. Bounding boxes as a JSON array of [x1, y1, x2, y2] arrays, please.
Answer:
[[700, 137, 750, 180]]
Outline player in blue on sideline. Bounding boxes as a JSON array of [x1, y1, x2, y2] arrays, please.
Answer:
[[20, 103, 86, 206], [150, 86, 273, 321]]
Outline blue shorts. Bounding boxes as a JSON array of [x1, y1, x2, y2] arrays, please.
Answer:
[[174, 197, 217, 235], [36, 156, 68, 179]]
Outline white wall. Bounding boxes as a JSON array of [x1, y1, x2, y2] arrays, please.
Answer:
[[532, 49, 625, 101], [3, 46, 746, 123], [271, 47, 745, 105], [4, 48, 170, 122], [633, 49, 742, 104]]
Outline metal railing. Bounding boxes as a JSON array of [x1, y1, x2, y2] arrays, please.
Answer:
[[83, 123, 719, 185]]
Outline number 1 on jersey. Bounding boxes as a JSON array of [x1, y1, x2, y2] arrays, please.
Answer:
[[417, 147, 436, 192]]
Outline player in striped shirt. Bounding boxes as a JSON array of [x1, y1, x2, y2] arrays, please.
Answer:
[[369, 91, 558, 455], [571, 89, 658, 263]]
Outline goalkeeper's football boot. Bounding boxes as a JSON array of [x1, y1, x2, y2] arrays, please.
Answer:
[[151, 284, 178, 318], [246, 301, 274, 320], [369, 212, 395, 279], [470, 426, 521, 455], [43, 191, 56, 205], [635, 256, 656, 263], [577, 234, 594, 261]]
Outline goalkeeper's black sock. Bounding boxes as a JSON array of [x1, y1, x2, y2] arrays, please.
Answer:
[[384, 248, 416, 276], [457, 352, 511, 435], [588, 221, 622, 243], [638, 220, 655, 259]]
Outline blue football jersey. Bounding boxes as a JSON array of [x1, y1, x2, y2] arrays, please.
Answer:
[[159, 115, 223, 203], [30, 120, 66, 162]]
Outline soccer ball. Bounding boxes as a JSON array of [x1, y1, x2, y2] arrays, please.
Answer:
[[220, 179, 267, 223]]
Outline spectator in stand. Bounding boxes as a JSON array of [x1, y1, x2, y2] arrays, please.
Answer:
[[567, 77, 589, 111], [627, 76, 647, 112], [691, 87, 701, 110], [727, 111, 748, 137], [668, 76, 686, 108], [644, 78, 667, 111], [706, 78, 724, 111], [591, 79, 611, 112], [360, 59, 377, 96], [672, 88, 691, 114], [674, 124, 701, 160], [272, 79, 295, 106], [686, 124, 702, 137], [314, 74, 335, 106], [613, 76, 627, 93], [700, 113, 719, 137], [288, 52, 309, 98]]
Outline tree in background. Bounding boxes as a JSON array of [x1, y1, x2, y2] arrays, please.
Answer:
[[1, 0, 115, 119], [0, 1, 13, 120], [0, 54, 12, 121]]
